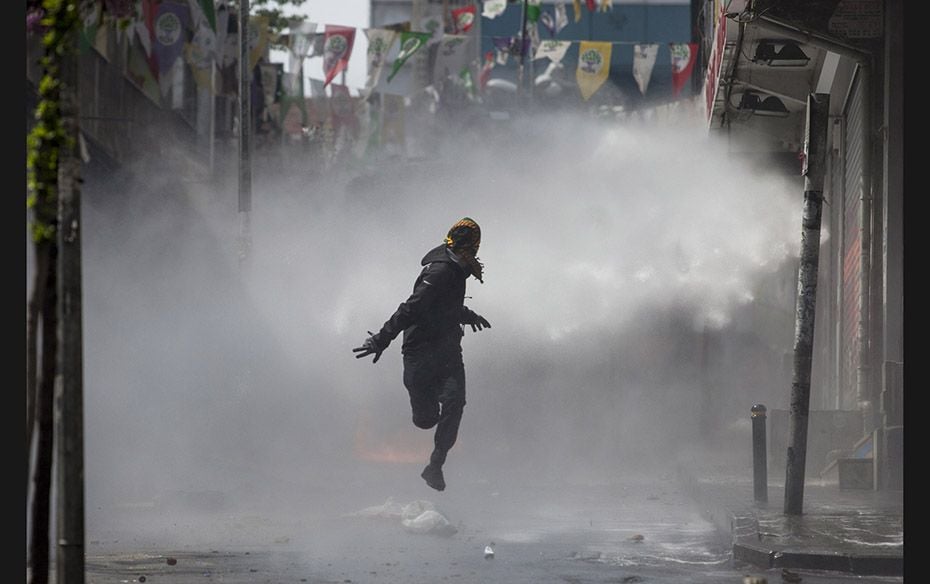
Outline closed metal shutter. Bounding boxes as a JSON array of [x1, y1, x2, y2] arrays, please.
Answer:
[[840, 70, 865, 410]]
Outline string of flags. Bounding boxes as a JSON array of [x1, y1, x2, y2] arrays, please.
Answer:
[[65, 0, 699, 165], [73, 0, 696, 106]]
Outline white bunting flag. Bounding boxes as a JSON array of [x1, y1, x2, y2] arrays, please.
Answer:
[[632, 43, 659, 95]]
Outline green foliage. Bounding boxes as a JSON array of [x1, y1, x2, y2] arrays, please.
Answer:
[[231, 0, 308, 50], [26, 0, 79, 244]]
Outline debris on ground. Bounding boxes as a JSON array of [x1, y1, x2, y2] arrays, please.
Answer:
[[349, 498, 456, 536]]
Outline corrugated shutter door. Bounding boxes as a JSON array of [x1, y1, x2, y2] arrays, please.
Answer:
[[840, 71, 865, 410]]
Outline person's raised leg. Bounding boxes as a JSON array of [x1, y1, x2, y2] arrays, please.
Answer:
[[422, 366, 466, 491]]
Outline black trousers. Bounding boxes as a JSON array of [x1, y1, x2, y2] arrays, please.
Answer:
[[402, 342, 466, 469]]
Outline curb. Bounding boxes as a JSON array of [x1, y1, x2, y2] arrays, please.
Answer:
[[675, 465, 903, 577]]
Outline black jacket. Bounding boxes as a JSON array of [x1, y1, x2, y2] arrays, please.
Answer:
[[373, 244, 483, 353]]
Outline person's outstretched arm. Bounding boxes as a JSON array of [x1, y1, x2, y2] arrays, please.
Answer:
[[460, 306, 491, 332], [353, 263, 451, 362]]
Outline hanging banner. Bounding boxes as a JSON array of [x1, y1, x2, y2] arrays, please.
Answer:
[[478, 50, 495, 90], [576, 40, 611, 101], [459, 64, 477, 100], [153, 1, 189, 75], [126, 39, 162, 106], [482, 0, 506, 19], [599, 0, 612, 12], [632, 43, 658, 96], [451, 5, 477, 34], [248, 15, 270, 71], [527, 0, 541, 23], [554, 1, 569, 32], [387, 30, 431, 83], [434, 34, 471, 84], [534, 39, 570, 63], [322, 25, 356, 87], [586, 0, 597, 11], [362, 28, 397, 97], [194, 0, 215, 31], [539, 12, 556, 37], [669, 42, 698, 96], [185, 0, 218, 91], [79, 1, 101, 54], [185, 24, 218, 91], [573, 0, 583, 22]]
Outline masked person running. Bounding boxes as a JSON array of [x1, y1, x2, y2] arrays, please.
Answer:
[[353, 218, 491, 491]]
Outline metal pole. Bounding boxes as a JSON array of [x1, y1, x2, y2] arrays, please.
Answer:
[[209, 64, 216, 178], [856, 64, 873, 435], [56, 24, 86, 582], [751, 404, 767, 503], [784, 93, 830, 516], [238, 0, 252, 266], [518, 0, 528, 94]]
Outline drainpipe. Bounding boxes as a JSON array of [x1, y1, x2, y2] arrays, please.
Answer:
[[752, 13, 874, 429]]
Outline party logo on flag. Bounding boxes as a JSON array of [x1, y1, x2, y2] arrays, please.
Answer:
[[670, 42, 697, 96], [156, 11, 182, 47], [452, 5, 477, 33], [579, 48, 604, 74], [323, 26, 356, 87], [387, 31, 430, 82], [324, 35, 349, 72]]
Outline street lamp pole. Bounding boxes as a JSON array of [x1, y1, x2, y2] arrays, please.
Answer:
[[238, 0, 252, 268]]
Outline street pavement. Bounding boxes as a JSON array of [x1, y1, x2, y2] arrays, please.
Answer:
[[50, 459, 906, 584], [676, 451, 904, 577]]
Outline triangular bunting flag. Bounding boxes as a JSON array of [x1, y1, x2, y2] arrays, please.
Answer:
[[576, 40, 611, 101], [669, 42, 698, 96], [632, 43, 658, 96], [387, 31, 431, 83], [322, 25, 356, 87]]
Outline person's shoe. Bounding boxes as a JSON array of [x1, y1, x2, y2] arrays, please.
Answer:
[[421, 464, 445, 491]]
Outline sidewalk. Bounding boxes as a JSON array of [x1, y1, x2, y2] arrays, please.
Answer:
[[676, 457, 904, 576]]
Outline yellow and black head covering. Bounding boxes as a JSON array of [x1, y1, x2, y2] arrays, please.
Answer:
[[444, 217, 484, 282]]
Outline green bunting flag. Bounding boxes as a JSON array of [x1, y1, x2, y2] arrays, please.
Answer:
[[527, 0, 541, 23], [387, 31, 431, 83]]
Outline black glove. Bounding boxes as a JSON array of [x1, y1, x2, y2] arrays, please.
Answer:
[[468, 314, 491, 333], [352, 331, 388, 363]]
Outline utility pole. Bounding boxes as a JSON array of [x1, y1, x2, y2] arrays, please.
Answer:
[[238, 0, 252, 268], [56, 9, 86, 581], [784, 93, 830, 516]]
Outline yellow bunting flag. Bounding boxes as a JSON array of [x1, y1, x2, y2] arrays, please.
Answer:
[[573, 0, 582, 22], [576, 41, 611, 101]]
